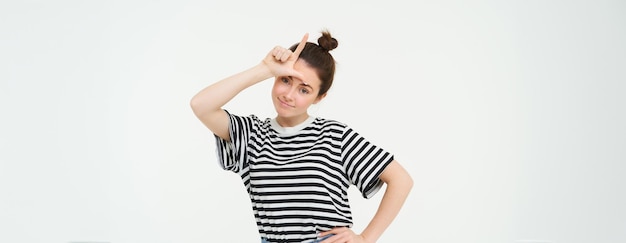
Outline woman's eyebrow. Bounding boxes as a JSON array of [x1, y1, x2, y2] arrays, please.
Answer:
[[289, 76, 311, 87], [286, 76, 313, 89]]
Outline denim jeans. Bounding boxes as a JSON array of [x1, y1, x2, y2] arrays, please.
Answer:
[[261, 234, 334, 243]]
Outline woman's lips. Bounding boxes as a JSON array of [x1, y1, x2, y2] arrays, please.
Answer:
[[279, 98, 294, 108]]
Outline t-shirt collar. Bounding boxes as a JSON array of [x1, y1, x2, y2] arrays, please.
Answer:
[[270, 116, 316, 135]]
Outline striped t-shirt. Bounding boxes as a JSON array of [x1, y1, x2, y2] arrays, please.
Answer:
[[214, 111, 393, 243]]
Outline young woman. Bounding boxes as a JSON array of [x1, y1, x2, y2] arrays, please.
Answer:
[[191, 30, 413, 243]]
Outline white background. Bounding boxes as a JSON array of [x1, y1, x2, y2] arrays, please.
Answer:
[[1, 0, 625, 242]]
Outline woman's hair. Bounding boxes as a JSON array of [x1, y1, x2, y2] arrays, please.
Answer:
[[289, 30, 338, 97]]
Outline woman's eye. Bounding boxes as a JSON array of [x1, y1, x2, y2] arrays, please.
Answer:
[[281, 77, 290, 84], [300, 88, 310, 94]]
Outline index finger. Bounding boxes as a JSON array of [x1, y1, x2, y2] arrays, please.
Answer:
[[291, 33, 309, 58]]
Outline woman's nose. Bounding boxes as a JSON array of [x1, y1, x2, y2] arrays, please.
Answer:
[[284, 87, 297, 100]]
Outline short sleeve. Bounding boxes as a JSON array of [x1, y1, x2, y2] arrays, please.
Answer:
[[342, 127, 394, 199], [214, 110, 254, 174]]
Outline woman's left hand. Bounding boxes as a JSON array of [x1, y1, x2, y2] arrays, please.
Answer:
[[319, 227, 367, 243]]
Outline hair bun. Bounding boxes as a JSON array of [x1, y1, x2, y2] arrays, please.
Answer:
[[318, 30, 338, 52]]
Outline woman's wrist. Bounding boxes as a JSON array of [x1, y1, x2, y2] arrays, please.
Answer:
[[252, 62, 274, 81]]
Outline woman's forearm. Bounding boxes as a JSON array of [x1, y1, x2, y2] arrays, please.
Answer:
[[190, 63, 272, 139], [360, 161, 413, 243], [190, 63, 272, 117]]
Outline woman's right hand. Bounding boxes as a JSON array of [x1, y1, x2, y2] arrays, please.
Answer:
[[262, 33, 309, 81]]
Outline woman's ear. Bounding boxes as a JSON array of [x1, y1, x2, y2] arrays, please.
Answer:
[[313, 93, 327, 104]]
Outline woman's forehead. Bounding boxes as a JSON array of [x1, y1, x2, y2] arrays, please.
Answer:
[[294, 60, 322, 88]]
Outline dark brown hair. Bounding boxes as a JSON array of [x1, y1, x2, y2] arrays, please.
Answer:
[[289, 30, 338, 97]]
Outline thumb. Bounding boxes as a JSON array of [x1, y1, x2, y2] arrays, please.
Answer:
[[291, 33, 309, 59]]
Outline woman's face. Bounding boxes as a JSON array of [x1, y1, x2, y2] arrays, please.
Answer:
[[271, 59, 325, 126]]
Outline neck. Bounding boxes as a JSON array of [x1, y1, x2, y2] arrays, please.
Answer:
[[275, 114, 309, 127]]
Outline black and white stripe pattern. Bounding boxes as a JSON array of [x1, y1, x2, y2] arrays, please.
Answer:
[[215, 111, 393, 242]]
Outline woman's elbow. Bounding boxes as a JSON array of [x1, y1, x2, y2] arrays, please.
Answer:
[[405, 173, 414, 192], [190, 95, 205, 116], [397, 169, 413, 193]]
